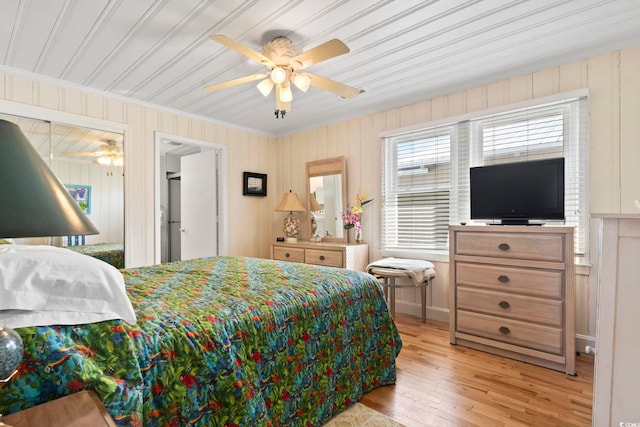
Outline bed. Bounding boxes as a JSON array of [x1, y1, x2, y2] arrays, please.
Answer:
[[66, 241, 124, 269], [0, 246, 401, 426]]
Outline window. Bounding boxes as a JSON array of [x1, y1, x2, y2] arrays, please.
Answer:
[[382, 127, 454, 252], [382, 96, 588, 257]]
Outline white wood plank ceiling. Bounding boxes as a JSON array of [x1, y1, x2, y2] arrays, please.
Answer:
[[1, 0, 640, 137]]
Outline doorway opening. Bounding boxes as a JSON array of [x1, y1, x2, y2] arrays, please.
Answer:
[[155, 133, 227, 264]]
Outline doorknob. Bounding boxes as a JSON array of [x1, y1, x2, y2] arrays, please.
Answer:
[[179, 228, 185, 232]]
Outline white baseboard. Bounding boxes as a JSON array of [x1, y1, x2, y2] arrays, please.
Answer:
[[393, 300, 449, 323]]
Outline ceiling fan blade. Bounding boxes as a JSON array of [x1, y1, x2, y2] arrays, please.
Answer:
[[203, 74, 268, 92], [292, 39, 350, 69], [210, 35, 275, 67], [61, 152, 100, 157], [304, 73, 361, 99]]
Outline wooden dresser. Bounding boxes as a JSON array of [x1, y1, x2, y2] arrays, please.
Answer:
[[449, 225, 575, 374], [270, 241, 368, 271]]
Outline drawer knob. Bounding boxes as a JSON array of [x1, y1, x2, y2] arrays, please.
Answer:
[[285, 253, 290, 258], [319, 255, 325, 260], [499, 326, 511, 334], [498, 243, 510, 251], [498, 275, 510, 283], [499, 301, 510, 309]]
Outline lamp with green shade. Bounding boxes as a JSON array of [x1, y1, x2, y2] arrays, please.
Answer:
[[0, 119, 99, 399]]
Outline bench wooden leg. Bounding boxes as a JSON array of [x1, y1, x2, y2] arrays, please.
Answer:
[[389, 277, 396, 319]]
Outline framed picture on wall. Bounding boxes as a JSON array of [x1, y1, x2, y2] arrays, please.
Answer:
[[243, 172, 267, 197], [65, 184, 91, 214]]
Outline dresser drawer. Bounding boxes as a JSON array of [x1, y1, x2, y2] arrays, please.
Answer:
[[455, 231, 564, 262], [457, 311, 563, 355], [456, 262, 563, 299], [272, 246, 305, 263], [305, 249, 343, 268], [457, 287, 563, 327]]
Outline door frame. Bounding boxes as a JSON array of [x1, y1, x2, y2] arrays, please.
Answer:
[[154, 132, 227, 264]]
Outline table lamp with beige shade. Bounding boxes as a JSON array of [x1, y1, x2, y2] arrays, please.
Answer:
[[275, 190, 307, 243]]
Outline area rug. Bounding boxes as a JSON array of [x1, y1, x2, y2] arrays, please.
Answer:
[[324, 403, 407, 427]]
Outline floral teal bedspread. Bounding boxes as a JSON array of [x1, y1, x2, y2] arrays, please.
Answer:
[[0, 256, 401, 426], [67, 242, 124, 269]]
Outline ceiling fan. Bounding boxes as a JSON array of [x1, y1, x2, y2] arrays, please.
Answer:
[[62, 139, 123, 166], [204, 35, 361, 117]]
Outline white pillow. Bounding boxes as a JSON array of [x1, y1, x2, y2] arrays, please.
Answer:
[[0, 245, 136, 329]]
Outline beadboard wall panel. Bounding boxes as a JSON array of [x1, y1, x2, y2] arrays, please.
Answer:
[[276, 44, 640, 341], [0, 71, 276, 267], [588, 51, 621, 215], [2, 43, 639, 342], [620, 45, 640, 213]]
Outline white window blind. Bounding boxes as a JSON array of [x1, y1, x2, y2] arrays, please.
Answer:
[[382, 126, 454, 252], [382, 96, 588, 256]]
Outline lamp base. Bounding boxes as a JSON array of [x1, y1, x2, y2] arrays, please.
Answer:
[[283, 213, 301, 243]]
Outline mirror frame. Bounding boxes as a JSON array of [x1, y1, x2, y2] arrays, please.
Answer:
[[305, 156, 347, 243]]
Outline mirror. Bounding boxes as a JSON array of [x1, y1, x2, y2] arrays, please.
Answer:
[[306, 156, 346, 243], [0, 113, 125, 267]]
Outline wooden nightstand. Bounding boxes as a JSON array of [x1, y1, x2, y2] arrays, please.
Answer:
[[2, 390, 116, 427]]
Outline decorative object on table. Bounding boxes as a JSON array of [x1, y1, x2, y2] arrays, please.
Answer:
[[275, 190, 307, 243], [243, 172, 267, 196], [0, 324, 22, 385], [341, 192, 373, 244], [64, 184, 92, 214], [1, 326, 20, 427], [0, 119, 98, 387]]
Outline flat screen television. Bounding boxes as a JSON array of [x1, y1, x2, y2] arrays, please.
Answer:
[[470, 157, 565, 225]]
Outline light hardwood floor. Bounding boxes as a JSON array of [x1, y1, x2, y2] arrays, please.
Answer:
[[361, 314, 594, 427]]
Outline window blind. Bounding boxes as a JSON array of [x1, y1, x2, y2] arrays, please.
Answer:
[[382, 96, 588, 256], [382, 126, 453, 253]]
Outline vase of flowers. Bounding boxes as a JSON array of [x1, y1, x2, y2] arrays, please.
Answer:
[[341, 192, 373, 244]]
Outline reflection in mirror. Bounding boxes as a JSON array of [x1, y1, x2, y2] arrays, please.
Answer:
[[0, 113, 125, 268], [306, 156, 346, 243]]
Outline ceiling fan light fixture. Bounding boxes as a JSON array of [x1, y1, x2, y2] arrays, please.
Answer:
[[270, 67, 287, 84], [96, 156, 112, 166], [293, 73, 311, 92], [113, 157, 124, 167], [256, 78, 275, 97], [279, 84, 293, 103]]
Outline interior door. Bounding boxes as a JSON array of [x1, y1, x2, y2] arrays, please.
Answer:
[[180, 150, 218, 260]]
